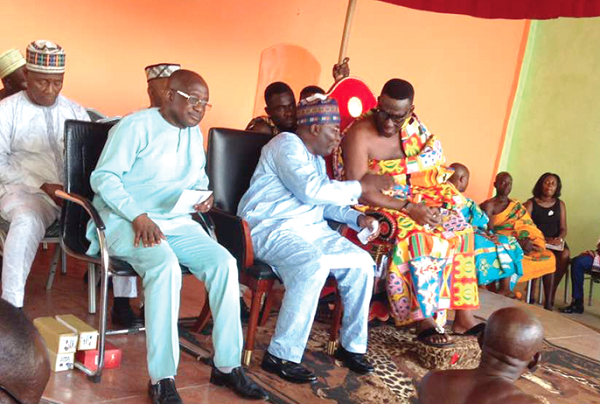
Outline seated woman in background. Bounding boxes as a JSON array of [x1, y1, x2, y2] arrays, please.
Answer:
[[524, 172, 569, 309], [481, 172, 556, 310]]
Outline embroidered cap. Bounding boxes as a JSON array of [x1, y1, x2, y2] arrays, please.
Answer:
[[26, 40, 66, 74], [0, 49, 26, 79], [297, 94, 341, 126], [145, 63, 181, 82]]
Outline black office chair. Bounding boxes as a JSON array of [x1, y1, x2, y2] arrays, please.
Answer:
[[57, 119, 211, 382], [206, 127, 344, 366]]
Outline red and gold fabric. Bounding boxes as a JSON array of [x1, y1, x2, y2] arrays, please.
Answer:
[[334, 111, 479, 326]]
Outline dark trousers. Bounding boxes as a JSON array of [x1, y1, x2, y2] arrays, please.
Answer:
[[570, 254, 593, 301]]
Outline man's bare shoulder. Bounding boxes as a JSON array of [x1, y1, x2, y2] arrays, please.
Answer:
[[342, 118, 378, 149]]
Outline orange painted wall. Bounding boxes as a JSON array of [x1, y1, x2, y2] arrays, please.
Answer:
[[1, 0, 527, 202]]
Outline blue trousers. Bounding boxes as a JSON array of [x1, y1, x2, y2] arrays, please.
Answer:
[[570, 254, 593, 301], [109, 223, 243, 383]]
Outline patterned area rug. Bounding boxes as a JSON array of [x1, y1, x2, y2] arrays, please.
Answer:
[[241, 320, 600, 404]]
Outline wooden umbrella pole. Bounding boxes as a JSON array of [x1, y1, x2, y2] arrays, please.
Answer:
[[338, 0, 358, 64]]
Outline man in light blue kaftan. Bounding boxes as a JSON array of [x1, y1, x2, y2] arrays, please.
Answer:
[[86, 70, 268, 403], [239, 95, 392, 384], [449, 163, 523, 294]]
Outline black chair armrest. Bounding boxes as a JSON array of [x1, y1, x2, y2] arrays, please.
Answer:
[[56, 190, 105, 230], [208, 208, 254, 270]]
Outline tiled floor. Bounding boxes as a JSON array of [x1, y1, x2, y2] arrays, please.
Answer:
[[4, 245, 600, 403]]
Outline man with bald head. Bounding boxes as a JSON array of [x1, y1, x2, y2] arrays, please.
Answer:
[[0, 298, 50, 404], [448, 163, 524, 295], [418, 307, 545, 404], [87, 69, 268, 403]]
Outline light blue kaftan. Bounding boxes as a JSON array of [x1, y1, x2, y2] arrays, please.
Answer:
[[461, 198, 523, 290], [86, 108, 242, 382], [238, 132, 375, 362]]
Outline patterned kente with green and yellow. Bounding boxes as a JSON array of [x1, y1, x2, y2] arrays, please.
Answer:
[[334, 111, 479, 326]]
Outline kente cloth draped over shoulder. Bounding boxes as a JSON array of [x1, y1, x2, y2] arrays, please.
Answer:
[[489, 199, 555, 283], [334, 111, 479, 326], [461, 198, 523, 289]]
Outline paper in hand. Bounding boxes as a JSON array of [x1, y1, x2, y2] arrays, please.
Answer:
[[171, 190, 213, 214]]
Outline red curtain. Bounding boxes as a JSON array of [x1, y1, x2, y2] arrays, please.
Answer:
[[375, 0, 600, 19]]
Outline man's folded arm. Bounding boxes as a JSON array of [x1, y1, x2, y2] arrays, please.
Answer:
[[90, 123, 145, 222]]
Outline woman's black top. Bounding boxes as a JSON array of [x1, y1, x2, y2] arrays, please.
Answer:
[[530, 198, 561, 238]]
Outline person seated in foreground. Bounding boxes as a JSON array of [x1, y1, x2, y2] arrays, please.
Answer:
[[524, 173, 569, 309], [238, 95, 393, 384], [418, 307, 545, 404], [86, 69, 268, 403], [561, 236, 600, 314], [0, 298, 50, 404], [448, 163, 524, 296], [246, 81, 296, 136], [0, 49, 27, 100], [335, 78, 481, 347], [481, 172, 555, 310]]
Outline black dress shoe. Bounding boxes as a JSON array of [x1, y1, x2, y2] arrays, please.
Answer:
[[148, 379, 182, 404], [210, 366, 269, 400], [335, 346, 374, 374], [561, 302, 584, 314], [112, 305, 144, 328], [260, 351, 317, 384]]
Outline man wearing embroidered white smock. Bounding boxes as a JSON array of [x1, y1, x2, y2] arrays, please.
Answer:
[[86, 70, 268, 404], [238, 95, 393, 384], [0, 40, 90, 308]]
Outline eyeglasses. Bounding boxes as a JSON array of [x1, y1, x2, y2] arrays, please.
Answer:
[[0, 385, 25, 404], [375, 107, 409, 125], [174, 90, 212, 111]]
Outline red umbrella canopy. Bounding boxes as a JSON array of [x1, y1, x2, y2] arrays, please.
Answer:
[[375, 0, 600, 19]]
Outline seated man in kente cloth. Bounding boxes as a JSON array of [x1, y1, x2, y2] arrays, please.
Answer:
[[448, 163, 524, 296], [418, 307, 547, 404], [239, 95, 392, 384], [481, 172, 555, 309], [335, 78, 481, 347]]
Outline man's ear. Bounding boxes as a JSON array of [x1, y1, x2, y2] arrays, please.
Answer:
[[310, 124, 320, 137], [527, 352, 541, 372], [410, 104, 415, 114]]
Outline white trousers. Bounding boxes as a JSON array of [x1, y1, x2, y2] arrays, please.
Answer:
[[0, 191, 59, 307], [0, 191, 136, 306]]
